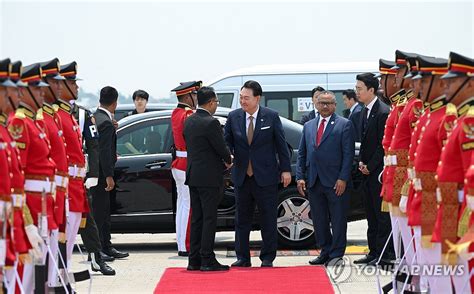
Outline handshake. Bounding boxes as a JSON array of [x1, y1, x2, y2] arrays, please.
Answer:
[[224, 154, 234, 170]]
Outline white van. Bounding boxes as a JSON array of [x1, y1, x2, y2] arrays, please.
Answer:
[[207, 62, 377, 123]]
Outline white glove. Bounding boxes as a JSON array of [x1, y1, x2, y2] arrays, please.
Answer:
[[0, 240, 6, 266], [25, 224, 43, 259], [458, 190, 464, 204], [468, 195, 474, 211], [399, 195, 408, 213], [85, 177, 98, 189]]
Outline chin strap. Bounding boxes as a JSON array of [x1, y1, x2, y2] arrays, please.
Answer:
[[63, 80, 77, 100], [447, 77, 470, 102], [26, 87, 41, 109], [7, 95, 16, 111]]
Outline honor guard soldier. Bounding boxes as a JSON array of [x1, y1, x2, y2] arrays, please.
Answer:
[[434, 52, 474, 293], [60, 61, 116, 275], [410, 56, 450, 292], [8, 63, 57, 292], [39, 58, 69, 287], [1, 59, 38, 293], [171, 81, 201, 256]]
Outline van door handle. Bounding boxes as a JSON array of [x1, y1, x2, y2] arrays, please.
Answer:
[[145, 160, 167, 169]]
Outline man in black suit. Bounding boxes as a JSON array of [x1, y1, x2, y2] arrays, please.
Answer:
[[342, 89, 363, 142], [183, 86, 233, 271], [92, 86, 129, 259], [224, 80, 291, 268], [299, 86, 325, 125], [354, 73, 394, 266]]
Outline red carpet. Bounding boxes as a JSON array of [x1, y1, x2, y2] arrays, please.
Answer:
[[154, 266, 334, 294]]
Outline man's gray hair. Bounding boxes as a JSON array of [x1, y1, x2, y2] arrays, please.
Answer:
[[318, 90, 337, 102]]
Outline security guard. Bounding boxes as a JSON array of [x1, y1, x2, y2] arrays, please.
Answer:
[[60, 61, 116, 275], [39, 58, 69, 287], [171, 81, 201, 256], [435, 52, 474, 293], [410, 56, 450, 292], [8, 63, 56, 292]]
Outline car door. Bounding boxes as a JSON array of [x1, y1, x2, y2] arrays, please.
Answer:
[[113, 116, 174, 224]]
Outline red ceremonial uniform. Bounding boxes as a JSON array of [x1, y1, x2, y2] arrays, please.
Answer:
[[41, 103, 68, 230], [381, 90, 406, 207], [387, 90, 422, 212], [412, 96, 447, 245], [432, 102, 473, 258], [0, 113, 31, 255], [8, 105, 57, 230], [171, 103, 193, 171], [55, 99, 89, 213]]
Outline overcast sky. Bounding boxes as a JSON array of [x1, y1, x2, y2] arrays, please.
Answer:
[[1, 0, 473, 99]]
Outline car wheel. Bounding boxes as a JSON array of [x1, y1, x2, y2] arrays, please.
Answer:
[[276, 187, 316, 249]]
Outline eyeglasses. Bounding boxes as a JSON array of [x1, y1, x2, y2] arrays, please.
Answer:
[[317, 101, 335, 107], [214, 99, 220, 105]]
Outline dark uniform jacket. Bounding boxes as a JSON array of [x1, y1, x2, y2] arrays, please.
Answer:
[[93, 108, 117, 179]]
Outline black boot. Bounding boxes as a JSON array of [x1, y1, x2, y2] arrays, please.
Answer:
[[90, 252, 116, 276]]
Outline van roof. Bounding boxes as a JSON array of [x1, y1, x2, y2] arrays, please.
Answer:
[[207, 62, 377, 85]]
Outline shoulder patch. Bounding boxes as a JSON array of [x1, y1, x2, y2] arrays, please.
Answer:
[[8, 122, 24, 140]]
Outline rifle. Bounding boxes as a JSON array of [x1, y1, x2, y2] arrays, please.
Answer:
[[34, 189, 48, 294]]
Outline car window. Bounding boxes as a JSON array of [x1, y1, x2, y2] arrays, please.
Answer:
[[117, 118, 171, 156], [216, 93, 234, 108]]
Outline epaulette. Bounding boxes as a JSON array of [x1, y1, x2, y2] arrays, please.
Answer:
[[457, 97, 474, 117], [36, 108, 44, 120], [443, 103, 458, 136], [445, 103, 458, 117], [42, 103, 55, 117], [0, 113, 7, 126], [430, 95, 447, 112], [57, 99, 72, 113], [52, 104, 60, 112], [16, 107, 35, 120]]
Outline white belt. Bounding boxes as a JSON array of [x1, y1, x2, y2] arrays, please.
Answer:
[[24, 179, 55, 194], [407, 168, 416, 180], [11, 193, 24, 208], [176, 151, 187, 157], [384, 155, 397, 167], [413, 178, 422, 191], [436, 188, 464, 204], [68, 165, 86, 178], [55, 174, 69, 189]]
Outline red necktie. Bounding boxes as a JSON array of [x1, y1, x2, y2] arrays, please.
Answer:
[[316, 118, 326, 146]]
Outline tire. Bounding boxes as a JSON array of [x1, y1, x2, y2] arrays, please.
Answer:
[[276, 187, 316, 249]]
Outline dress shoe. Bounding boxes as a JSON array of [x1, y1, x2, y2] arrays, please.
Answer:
[[186, 264, 201, 271], [309, 255, 329, 265], [353, 254, 376, 264], [368, 258, 395, 269], [102, 247, 129, 259], [231, 260, 251, 267], [261, 260, 273, 267], [325, 257, 344, 267], [178, 251, 189, 257], [88, 252, 115, 262], [200, 262, 230, 271], [90, 252, 116, 276]]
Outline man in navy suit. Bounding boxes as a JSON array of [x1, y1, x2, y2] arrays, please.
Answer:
[[299, 86, 325, 125], [296, 91, 355, 265], [343, 89, 363, 142], [224, 80, 291, 267]]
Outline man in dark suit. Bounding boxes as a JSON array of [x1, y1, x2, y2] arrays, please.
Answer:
[[299, 86, 325, 125], [224, 80, 291, 268], [354, 73, 394, 266], [342, 89, 363, 142], [92, 86, 129, 259], [296, 91, 355, 265], [183, 86, 233, 271]]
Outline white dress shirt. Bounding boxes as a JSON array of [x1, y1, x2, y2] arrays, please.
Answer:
[[349, 103, 358, 116], [365, 96, 378, 118], [98, 106, 113, 120], [245, 106, 260, 132], [317, 114, 331, 134]]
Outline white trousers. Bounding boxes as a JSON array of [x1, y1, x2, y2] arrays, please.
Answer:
[[452, 258, 472, 294], [413, 226, 452, 294], [172, 168, 191, 252], [390, 213, 401, 259], [66, 212, 82, 269], [5, 266, 16, 293], [396, 215, 416, 266]]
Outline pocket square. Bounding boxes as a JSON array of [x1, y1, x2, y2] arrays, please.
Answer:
[[261, 126, 271, 130]]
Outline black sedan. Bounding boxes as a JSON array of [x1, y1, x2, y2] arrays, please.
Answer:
[[111, 108, 366, 249]]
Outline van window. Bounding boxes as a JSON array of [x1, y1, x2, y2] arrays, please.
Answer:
[[266, 99, 289, 118], [261, 91, 311, 121], [216, 93, 234, 108]]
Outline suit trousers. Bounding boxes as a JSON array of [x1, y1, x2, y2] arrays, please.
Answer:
[[188, 186, 222, 266], [90, 179, 112, 250], [79, 189, 102, 254], [235, 176, 278, 262], [309, 179, 349, 259], [363, 172, 394, 259]]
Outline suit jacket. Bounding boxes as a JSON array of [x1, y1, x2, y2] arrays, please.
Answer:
[[296, 113, 355, 188], [299, 109, 317, 125], [224, 106, 291, 187], [183, 109, 232, 187], [94, 108, 117, 179], [359, 99, 390, 174], [349, 103, 363, 142]]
